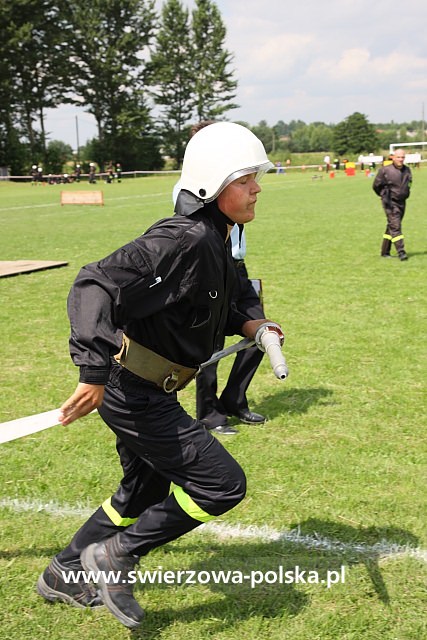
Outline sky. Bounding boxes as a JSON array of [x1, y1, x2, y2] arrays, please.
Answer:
[[44, 0, 427, 150]]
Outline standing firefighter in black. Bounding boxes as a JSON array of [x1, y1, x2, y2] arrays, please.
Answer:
[[37, 123, 281, 629], [373, 149, 412, 260]]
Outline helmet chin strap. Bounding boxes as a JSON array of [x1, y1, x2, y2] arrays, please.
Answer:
[[204, 201, 235, 240]]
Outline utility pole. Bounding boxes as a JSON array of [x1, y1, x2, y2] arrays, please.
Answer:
[[75, 115, 80, 162]]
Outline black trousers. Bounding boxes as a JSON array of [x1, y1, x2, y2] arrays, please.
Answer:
[[382, 200, 406, 254], [58, 363, 246, 564], [196, 261, 264, 428]]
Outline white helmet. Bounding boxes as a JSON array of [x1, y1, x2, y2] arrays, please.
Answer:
[[179, 122, 273, 202]]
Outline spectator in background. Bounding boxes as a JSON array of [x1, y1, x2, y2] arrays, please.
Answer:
[[88, 163, 96, 184], [31, 165, 38, 185], [105, 162, 114, 184]]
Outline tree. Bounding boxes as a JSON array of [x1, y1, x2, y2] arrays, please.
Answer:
[[0, 0, 68, 164], [148, 0, 194, 167], [251, 121, 274, 154], [62, 0, 157, 168], [333, 112, 378, 156], [191, 0, 238, 121], [45, 140, 74, 174]]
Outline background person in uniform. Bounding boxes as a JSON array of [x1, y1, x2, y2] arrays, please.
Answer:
[[173, 120, 266, 436], [196, 222, 266, 435], [36, 122, 281, 629], [105, 161, 114, 183], [373, 148, 412, 261], [30, 164, 38, 184], [88, 162, 96, 183]]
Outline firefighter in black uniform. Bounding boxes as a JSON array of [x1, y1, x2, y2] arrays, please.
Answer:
[[30, 164, 38, 184], [373, 149, 412, 260], [37, 123, 281, 629]]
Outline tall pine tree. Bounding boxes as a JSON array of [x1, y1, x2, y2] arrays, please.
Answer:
[[191, 0, 238, 121], [148, 0, 194, 167]]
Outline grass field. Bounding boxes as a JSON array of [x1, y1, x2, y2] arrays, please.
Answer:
[[0, 168, 426, 640]]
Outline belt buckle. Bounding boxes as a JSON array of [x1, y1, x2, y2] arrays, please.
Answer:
[[163, 370, 179, 393]]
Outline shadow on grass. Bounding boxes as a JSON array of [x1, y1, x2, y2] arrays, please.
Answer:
[[0, 516, 420, 637], [129, 519, 420, 638], [246, 386, 335, 421], [286, 517, 421, 607], [131, 541, 309, 638], [406, 250, 427, 258]]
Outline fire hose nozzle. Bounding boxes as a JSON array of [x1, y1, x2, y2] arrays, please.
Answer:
[[255, 323, 289, 380]]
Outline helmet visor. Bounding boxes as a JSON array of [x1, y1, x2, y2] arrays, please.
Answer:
[[205, 161, 274, 203]]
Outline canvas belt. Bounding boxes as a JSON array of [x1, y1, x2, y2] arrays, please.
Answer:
[[114, 334, 198, 393]]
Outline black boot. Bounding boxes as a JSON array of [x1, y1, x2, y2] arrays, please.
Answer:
[[81, 535, 144, 629], [381, 237, 391, 257], [36, 556, 103, 608]]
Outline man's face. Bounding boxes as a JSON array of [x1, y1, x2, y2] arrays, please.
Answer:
[[393, 151, 405, 169], [216, 172, 261, 224]]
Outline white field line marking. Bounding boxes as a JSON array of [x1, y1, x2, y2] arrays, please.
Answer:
[[0, 192, 171, 213], [1, 497, 425, 563]]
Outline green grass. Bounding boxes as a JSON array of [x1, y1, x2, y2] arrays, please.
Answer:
[[0, 171, 426, 639]]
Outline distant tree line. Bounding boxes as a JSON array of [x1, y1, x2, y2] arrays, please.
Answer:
[[249, 114, 425, 161], [1, 0, 425, 175]]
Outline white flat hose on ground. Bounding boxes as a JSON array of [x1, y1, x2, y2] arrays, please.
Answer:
[[0, 409, 62, 444]]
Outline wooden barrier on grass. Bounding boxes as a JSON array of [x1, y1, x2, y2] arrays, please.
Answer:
[[61, 191, 104, 206]]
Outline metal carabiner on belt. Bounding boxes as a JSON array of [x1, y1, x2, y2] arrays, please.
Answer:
[[162, 370, 179, 393]]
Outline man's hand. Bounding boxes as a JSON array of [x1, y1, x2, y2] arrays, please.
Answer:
[[242, 319, 283, 341], [59, 383, 105, 426]]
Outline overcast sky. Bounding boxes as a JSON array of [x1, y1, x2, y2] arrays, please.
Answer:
[[44, 0, 427, 150]]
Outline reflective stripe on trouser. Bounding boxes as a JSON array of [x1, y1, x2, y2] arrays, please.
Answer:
[[59, 367, 246, 560], [57, 436, 172, 566], [173, 485, 215, 522], [102, 496, 138, 527], [391, 235, 404, 243]]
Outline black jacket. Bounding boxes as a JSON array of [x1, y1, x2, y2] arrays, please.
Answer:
[[67, 202, 250, 385], [373, 163, 412, 204]]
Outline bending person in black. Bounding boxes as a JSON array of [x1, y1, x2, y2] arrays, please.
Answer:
[[196, 223, 266, 434]]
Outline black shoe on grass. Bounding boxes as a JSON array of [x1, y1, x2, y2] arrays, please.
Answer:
[[37, 556, 103, 608], [81, 535, 144, 629]]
